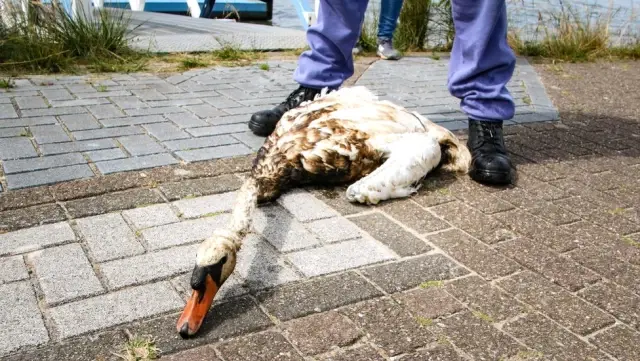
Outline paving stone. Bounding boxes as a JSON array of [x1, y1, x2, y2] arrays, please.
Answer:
[[0, 115, 57, 128], [122, 203, 180, 230], [59, 113, 101, 131], [203, 96, 244, 109], [496, 271, 615, 335], [175, 143, 253, 162], [159, 174, 243, 200], [123, 296, 272, 354], [0, 203, 67, 233], [349, 212, 430, 256], [503, 312, 610, 360], [444, 276, 526, 322], [40, 138, 116, 155], [162, 134, 238, 151], [437, 311, 525, 360], [76, 213, 145, 262], [567, 246, 640, 294], [117, 134, 166, 156], [316, 345, 385, 361], [184, 103, 228, 118], [95, 153, 178, 174], [310, 186, 371, 216], [400, 345, 465, 361], [6, 164, 94, 189], [125, 106, 185, 117], [165, 112, 209, 128], [29, 243, 103, 305], [258, 272, 384, 321], [100, 243, 198, 289], [173, 191, 236, 218], [49, 281, 183, 339], [0, 103, 18, 119], [141, 214, 230, 250], [232, 131, 266, 150], [0, 187, 54, 211], [497, 237, 600, 291], [381, 200, 450, 234], [85, 147, 127, 162], [360, 253, 469, 294], [578, 281, 640, 331], [217, 331, 304, 361], [41, 88, 74, 101], [305, 216, 363, 243], [492, 209, 579, 252], [234, 234, 301, 290], [131, 88, 167, 101], [394, 287, 465, 319], [287, 238, 397, 277], [206, 114, 253, 126], [276, 189, 340, 222], [99, 114, 167, 127], [0, 282, 49, 355], [161, 345, 221, 361], [0, 137, 37, 160], [0, 127, 26, 138], [88, 104, 125, 119], [0, 256, 29, 284], [50, 98, 110, 108], [73, 125, 145, 140], [412, 176, 458, 208], [0, 221, 75, 256], [342, 297, 435, 356], [429, 229, 521, 280], [143, 122, 190, 141], [590, 324, 640, 361], [3, 330, 125, 361], [186, 124, 249, 138], [14, 96, 48, 109], [3, 153, 86, 174], [282, 311, 362, 355], [252, 205, 320, 252], [22, 106, 87, 118]]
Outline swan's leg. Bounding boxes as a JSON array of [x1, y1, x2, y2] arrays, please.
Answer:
[[346, 132, 442, 205]]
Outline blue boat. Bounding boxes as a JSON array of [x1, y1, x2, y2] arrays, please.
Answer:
[[42, 0, 274, 20]]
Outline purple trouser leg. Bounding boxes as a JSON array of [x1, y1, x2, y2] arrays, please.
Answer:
[[293, 0, 369, 89], [448, 0, 516, 121], [294, 0, 515, 123]]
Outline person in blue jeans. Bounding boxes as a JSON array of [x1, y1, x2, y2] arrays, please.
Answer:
[[354, 0, 404, 60], [249, 0, 516, 185]]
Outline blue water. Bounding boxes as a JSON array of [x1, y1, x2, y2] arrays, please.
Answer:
[[270, 0, 640, 42]]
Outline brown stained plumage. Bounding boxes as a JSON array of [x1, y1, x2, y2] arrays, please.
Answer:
[[251, 112, 383, 203]]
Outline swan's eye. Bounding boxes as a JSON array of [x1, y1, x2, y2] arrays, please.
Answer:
[[219, 256, 227, 265]]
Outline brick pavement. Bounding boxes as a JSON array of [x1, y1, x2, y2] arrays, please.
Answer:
[[0, 60, 639, 360], [0, 57, 555, 191]]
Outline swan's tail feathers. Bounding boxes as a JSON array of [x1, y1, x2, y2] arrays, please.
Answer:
[[438, 130, 472, 174]]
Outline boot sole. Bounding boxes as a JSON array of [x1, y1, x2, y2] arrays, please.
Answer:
[[248, 118, 275, 137], [469, 168, 513, 185]]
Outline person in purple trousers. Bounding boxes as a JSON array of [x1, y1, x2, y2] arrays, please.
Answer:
[[248, 0, 516, 185]]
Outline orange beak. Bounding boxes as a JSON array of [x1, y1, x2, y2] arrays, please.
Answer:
[[176, 273, 218, 338]]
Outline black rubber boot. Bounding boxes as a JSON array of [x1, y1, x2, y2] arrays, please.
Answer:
[[467, 119, 514, 185], [249, 86, 323, 136]]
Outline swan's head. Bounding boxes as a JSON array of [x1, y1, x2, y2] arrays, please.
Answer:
[[176, 231, 238, 338]]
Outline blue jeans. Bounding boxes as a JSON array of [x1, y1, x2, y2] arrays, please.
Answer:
[[294, 0, 516, 121], [378, 0, 404, 40]]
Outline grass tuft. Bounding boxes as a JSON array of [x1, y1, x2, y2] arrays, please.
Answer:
[[419, 280, 444, 288], [472, 310, 495, 323], [0, 78, 15, 89], [0, 0, 145, 73], [416, 316, 433, 327], [115, 335, 160, 361]]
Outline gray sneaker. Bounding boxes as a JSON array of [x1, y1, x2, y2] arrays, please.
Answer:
[[377, 38, 401, 60]]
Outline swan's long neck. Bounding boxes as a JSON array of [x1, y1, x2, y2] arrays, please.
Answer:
[[227, 177, 259, 244]]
